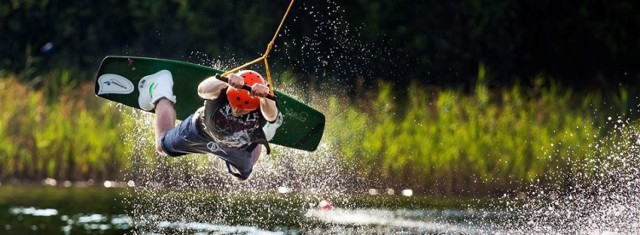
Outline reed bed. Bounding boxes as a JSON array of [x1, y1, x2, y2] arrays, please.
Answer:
[[0, 70, 633, 196], [0, 76, 130, 182], [325, 70, 629, 195]]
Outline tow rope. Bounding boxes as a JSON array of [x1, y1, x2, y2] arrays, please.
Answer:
[[221, 0, 295, 96]]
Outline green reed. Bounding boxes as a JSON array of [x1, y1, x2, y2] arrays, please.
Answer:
[[324, 69, 625, 195], [0, 76, 130, 181], [0, 70, 632, 196]]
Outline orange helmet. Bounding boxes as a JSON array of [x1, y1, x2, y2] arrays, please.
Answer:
[[226, 70, 265, 111]]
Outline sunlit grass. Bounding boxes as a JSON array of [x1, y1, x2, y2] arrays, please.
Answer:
[[0, 76, 130, 181], [0, 69, 633, 196], [325, 69, 626, 195]]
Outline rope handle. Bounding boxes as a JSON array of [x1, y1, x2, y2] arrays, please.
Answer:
[[221, 0, 296, 96], [215, 74, 279, 101]]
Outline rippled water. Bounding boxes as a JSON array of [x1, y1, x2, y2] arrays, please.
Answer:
[[0, 186, 496, 234], [0, 186, 130, 234]]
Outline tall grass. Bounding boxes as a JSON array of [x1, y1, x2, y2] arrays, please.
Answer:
[[0, 75, 130, 182], [0, 70, 633, 196], [325, 68, 625, 195]]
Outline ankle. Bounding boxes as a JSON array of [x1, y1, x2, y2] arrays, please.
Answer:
[[155, 98, 174, 110], [157, 98, 173, 105]]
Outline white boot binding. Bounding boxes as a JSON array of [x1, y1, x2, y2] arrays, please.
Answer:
[[137, 70, 177, 111]]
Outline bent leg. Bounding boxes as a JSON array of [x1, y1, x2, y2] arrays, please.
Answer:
[[251, 145, 262, 166], [137, 69, 177, 154], [155, 99, 176, 154], [221, 145, 263, 181]]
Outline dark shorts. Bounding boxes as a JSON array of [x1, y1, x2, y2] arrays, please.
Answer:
[[161, 114, 257, 180]]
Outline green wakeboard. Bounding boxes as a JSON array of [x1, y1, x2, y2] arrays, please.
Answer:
[[94, 56, 325, 151]]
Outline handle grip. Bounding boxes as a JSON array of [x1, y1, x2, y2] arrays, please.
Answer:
[[215, 74, 278, 101]]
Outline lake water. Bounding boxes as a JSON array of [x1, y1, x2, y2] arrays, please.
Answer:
[[0, 184, 505, 234], [3, 182, 639, 234]]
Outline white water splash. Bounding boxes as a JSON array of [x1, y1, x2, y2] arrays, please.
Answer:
[[117, 105, 356, 233], [487, 119, 640, 234]]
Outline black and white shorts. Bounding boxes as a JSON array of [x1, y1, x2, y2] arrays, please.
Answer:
[[160, 114, 257, 180]]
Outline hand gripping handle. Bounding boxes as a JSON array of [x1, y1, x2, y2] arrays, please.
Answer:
[[215, 75, 278, 101]]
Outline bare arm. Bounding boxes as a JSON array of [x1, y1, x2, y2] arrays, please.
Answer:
[[248, 83, 278, 122], [260, 95, 278, 122], [197, 76, 228, 100]]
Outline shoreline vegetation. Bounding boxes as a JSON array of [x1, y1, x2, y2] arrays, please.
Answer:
[[0, 76, 130, 182], [0, 70, 635, 196]]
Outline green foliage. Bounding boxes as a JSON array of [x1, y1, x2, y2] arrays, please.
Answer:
[[0, 69, 630, 196], [2, 0, 639, 89], [325, 70, 612, 195], [0, 75, 130, 181]]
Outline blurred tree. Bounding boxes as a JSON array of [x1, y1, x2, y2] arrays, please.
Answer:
[[0, 0, 638, 90]]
